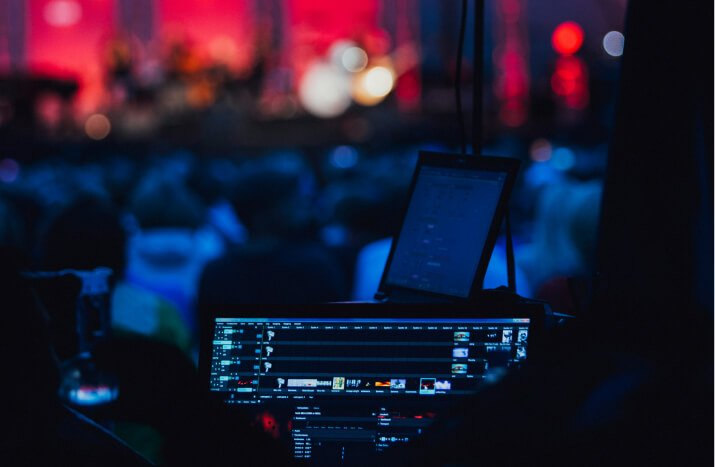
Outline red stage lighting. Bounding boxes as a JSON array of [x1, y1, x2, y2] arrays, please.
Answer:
[[551, 21, 584, 56], [551, 56, 589, 109]]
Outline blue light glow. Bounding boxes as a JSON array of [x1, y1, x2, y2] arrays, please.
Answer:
[[329, 145, 359, 169], [551, 147, 576, 171]]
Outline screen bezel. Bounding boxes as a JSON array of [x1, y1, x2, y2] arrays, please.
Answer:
[[375, 151, 520, 302]]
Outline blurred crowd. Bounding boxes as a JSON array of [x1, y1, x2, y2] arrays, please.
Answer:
[[0, 147, 603, 358], [0, 143, 613, 464], [0, 1, 708, 463]]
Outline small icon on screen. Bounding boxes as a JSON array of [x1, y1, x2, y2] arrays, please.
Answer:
[[502, 329, 513, 344], [517, 329, 528, 344], [454, 332, 470, 342], [435, 380, 451, 390], [516, 347, 527, 360], [390, 379, 406, 390], [419, 378, 436, 395], [332, 377, 345, 390]]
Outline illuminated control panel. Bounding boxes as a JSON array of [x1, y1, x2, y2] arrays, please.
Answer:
[[208, 316, 530, 464], [209, 317, 529, 403]]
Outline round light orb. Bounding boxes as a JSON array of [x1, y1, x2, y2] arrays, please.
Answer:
[[363, 66, 394, 98], [551, 147, 576, 171], [298, 63, 351, 118], [341, 47, 368, 73], [352, 66, 395, 106], [552, 21, 584, 56], [85, 114, 111, 140], [328, 40, 357, 67], [529, 138, 552, 162], [603, 31, 625, 57], [44, 0, 82, 28], [329, 145, 359, 169]]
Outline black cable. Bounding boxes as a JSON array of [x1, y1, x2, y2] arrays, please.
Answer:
[[455, 0, 468, 155]]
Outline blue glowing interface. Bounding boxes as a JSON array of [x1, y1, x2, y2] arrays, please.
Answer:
[[209, 316, 529, 462], [384, 166, 506, 297]]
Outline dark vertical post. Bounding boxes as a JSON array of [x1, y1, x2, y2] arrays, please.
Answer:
[[472, 0, 484, 156], [474, 0, 517, 292]]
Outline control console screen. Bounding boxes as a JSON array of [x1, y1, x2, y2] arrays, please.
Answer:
[[208, 316, 530, 464]]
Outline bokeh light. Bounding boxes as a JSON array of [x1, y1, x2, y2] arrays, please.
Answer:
[[43, 0, 82, 28], [342, 47, 369, 73], [329, 145, 359, 169], [529, 138, 553, 162], [603, 31, 625, 57], [84, 114, 111, 140], [298, 63, 352, 118], [364, 67, 394, 98], [552, 22, 584, 56], [329, 40, 357, 68], [353, 66, 395, 106], [551, 147, 576, 171]]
